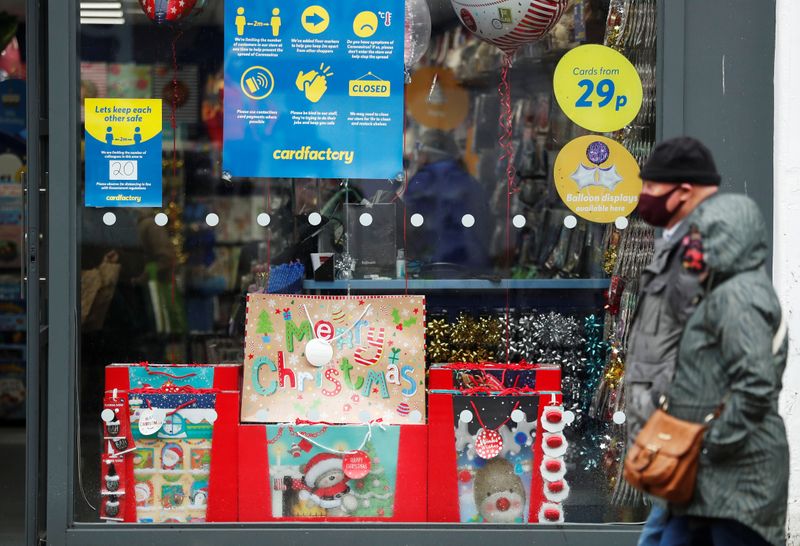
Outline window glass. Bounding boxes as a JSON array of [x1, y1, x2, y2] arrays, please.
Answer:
[[78, 0, 656, 526]]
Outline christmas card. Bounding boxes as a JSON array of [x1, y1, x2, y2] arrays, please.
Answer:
[[266, 424, 400, 518], [241, 295, 426, 425]]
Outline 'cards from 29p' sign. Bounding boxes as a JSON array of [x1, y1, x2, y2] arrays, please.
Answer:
[[84, 98, 162, 208], [242, 294, 426, 425]]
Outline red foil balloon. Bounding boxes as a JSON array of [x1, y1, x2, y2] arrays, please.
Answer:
[[139, 0, 205, 24]]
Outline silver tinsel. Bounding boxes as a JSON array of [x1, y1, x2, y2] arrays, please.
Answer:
[[335, 252, 356, 280]]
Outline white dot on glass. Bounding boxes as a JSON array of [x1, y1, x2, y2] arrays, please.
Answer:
[[512, 214, 526, 229], [459, 409, 474, 423], [257, 213, 271, 227], [461, 214, 475, 228], [563, 410, 575, 425], [409, 410, 422, 423], [564, 215, 578, 229], [359, 212, 373, 227], [206, 213, 220, 227], [102, 212, 116, 226], [615, 216, 629, 230], [154, 213, 169, 227], [101, 409, 115, 423], [308, 212, 322, 226], [511, 409, 526, 423], [410, 213, 424, 227], [613, 411, 627, 425]]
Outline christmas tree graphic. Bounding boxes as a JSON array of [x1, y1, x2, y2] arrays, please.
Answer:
[[351, 441, 394, 517], [257, 310, 274, 342]]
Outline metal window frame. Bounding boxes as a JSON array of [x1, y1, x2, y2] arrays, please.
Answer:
[[36, 0, 775, 544]]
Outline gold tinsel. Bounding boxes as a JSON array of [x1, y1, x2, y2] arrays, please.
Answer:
[[426, 314, 503, 364], [603, 349, 625, 390], [426, 318, 450, 364]]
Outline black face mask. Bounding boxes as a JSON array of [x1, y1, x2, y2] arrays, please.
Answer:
[[637, 186, 685, 227]]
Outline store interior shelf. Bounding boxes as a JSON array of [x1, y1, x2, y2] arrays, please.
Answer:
[[303, 278, 611, 291]]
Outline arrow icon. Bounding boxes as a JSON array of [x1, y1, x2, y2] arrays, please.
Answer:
[[301, 5, 329, 34], [305, 13, 324, 26]]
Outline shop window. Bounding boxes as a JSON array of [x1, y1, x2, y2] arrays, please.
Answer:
[[79, 0, 657, 527]]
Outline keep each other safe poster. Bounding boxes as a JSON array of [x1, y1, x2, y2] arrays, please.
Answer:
[[84, 98, 163, 208], [223, 0, 405, 180]]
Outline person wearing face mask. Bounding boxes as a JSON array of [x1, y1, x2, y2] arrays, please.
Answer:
[[627, 137, 789, 546]]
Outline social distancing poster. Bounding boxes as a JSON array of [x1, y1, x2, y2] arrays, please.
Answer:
[[223, 0, 404, 180], [84, 98, 163, 208]]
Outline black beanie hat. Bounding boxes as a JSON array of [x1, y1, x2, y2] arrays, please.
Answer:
[[639, 136, 721, 186]]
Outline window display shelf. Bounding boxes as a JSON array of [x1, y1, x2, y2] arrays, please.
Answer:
[[303, 278, 611, 291]]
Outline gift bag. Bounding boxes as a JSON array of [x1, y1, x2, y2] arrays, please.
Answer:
[[450, 394, 540, 523], [128, 388, 218, 523], [238, 422, 427, 522], [266, 424, 399, 518], [428, 364, 571, 523], [241, 294, 426, 425], [102, 363, 241, 523], [105, 362, 241, 392]]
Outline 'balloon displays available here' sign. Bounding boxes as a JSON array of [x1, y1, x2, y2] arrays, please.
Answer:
[[223, 0, 405, 180]]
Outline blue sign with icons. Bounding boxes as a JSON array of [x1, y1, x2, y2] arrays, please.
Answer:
[[223, 0, 405, 180]]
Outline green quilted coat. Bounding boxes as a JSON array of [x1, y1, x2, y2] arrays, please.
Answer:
[[667, 194, 789, 545]]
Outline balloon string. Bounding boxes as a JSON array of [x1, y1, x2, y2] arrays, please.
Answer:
[[499, 54, 514, 364], [266, 179, 271, 274], [169, 29, 183, 307]]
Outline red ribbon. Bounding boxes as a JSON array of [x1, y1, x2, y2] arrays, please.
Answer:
[[144, 364, 198, 380], [470, 399, 520, 431]]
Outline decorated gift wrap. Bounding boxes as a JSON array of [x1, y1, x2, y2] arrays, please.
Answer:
[[242, 295, 426, 425], [129, 390, 217, 523], [266, 424, 400, 518]]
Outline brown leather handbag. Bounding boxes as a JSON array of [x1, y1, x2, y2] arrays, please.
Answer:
[[623, 408, 707, 504]]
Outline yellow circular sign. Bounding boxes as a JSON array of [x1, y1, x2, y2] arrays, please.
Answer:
[[353, 11, 379, 38], [301, 5, 330, 34], [553, 44, 643, 133], [554, 135, 641, 224]]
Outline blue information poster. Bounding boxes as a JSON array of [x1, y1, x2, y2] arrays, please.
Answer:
[[223, 0, 404, 180], [85, 98, 163, 208], [0, 80, 26, 138]]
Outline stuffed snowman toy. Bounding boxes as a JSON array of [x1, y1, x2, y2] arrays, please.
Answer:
[[299, 453, 358, 514]]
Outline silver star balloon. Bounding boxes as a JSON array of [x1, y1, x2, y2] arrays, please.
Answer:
[[570, 164, 598, 190], [597, 165, 623, 190]]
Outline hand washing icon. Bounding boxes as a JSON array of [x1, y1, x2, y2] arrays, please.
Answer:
[[296, 64, 334, 103]]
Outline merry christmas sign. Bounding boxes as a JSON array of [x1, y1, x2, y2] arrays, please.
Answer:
[[242, 295, 426, 425]]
